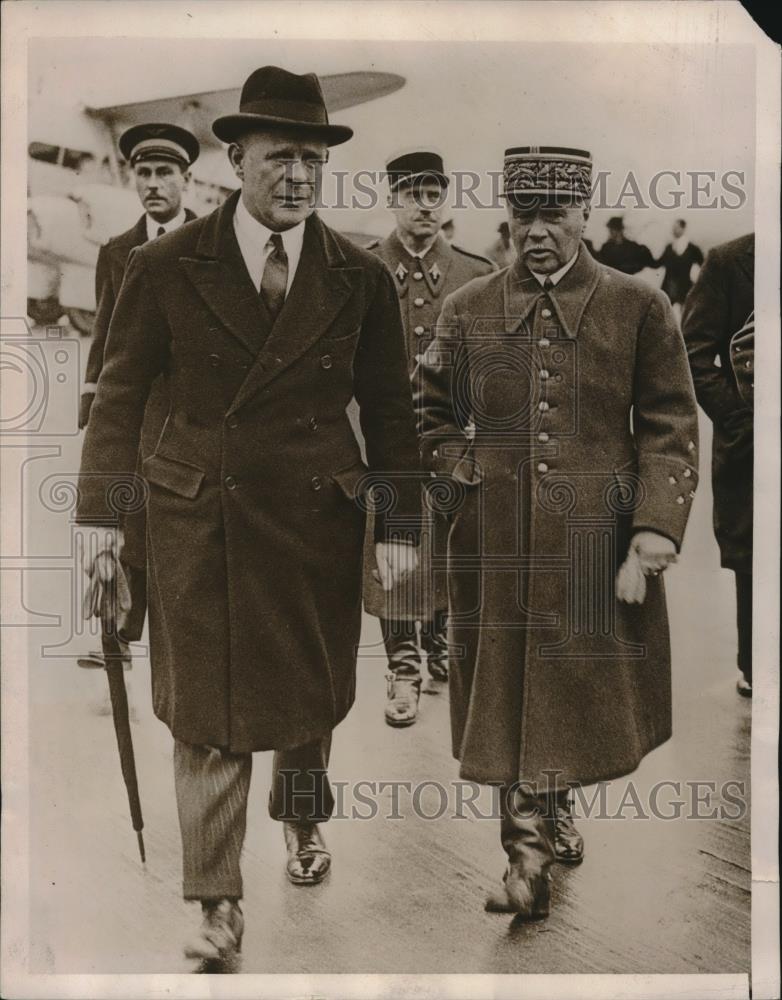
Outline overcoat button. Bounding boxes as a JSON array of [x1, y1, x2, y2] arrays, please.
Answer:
[[676, 495, 685, 504], [668, 476, 677, 484], [414, 297, 425, 306], [537, 462, 549, 473], [308, 416, 318, 430], [683, 469, 692, 478], [413, 271, 423, 280], [208, 353, 221, 366], [538, 338, 550, 347], [540, 369, 549, 380], [539, 401, 549, 412], [555, 373, 563, 382], [541, 308, 552, 319], [414, 325, 425, 335], [311, 475, 323, 491], [226, 415, 239, 429], [225, 476, 237, 490], [320, 355, 333, 369], [538, 432, 550, 442]]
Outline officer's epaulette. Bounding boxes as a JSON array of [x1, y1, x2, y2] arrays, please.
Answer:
[[452, 244, 495, 267], [364, 238, 381, 250]]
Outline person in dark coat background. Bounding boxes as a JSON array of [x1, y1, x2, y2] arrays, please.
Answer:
[[598, 215, 655, 274], [682, 233, 754, 697], [415, 145, 699, 921], [77, 123, 199, 683], [656, 219, 704, 316], [363, 151, 494, 728], [76, 66, 420, 963]]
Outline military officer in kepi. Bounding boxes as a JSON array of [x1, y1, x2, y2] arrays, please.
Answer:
[[415, 145, 699, 919], [77, 123, 199, 693], [363, 151, 494, 728]]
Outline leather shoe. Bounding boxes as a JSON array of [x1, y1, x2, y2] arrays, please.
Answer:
[[485, 868, 551, 918], [184, 898, 243, 960], [552, 793, 584, 864], [384, 673, 421, 727], [283, 821, 331, 885]]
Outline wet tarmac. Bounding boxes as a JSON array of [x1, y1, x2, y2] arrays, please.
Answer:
[[19, 328, 751, 976]]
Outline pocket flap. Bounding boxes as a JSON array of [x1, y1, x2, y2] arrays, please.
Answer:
[[142, 453, 205, 499], [331, 462, 371, 500]]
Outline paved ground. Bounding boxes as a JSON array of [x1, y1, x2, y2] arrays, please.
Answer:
[[16, 328, 750, 975]]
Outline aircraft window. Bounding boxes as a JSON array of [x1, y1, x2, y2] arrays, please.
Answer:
[[29, 141, 60, 164]]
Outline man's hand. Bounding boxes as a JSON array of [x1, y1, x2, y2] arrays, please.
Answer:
[[75, 525, 130, 629], [373, 541, 419, 592], [631, 530, 677, 576]]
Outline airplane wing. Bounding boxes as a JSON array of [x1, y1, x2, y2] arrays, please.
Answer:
[[85, 71, 406, 150]]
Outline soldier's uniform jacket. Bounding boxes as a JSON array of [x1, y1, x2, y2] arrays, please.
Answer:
[[362, 230, 495, 620], [414, 243, 699, 787]]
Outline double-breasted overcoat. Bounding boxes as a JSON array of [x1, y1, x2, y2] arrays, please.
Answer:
[[77, 192, 421, 752], [414, 245, 699, 787]]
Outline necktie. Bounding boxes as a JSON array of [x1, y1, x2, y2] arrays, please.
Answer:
[[260, 233, 289, 322], [543, 277, 554, 292], [157, 226, 165, 238]]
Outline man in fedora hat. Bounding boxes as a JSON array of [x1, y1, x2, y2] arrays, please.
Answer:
[[415, 145, 698, 919], [76, 66, 420, 962], [363, 151, 494, 727], [77, 123, 199, 698], [597, 215, 655, 275]]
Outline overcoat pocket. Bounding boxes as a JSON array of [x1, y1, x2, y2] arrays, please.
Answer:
[[142, 453, 206, 499]]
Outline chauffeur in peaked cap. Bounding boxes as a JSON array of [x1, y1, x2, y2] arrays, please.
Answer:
[[363, 150, 494, 729], [77, 66, 420, 964], [414, 144, 699, 920]]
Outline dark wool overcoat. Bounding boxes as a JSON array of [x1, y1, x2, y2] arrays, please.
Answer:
[[77, 192, 421, 752], [361, 231, 494, 621], [681, 233, 754, 574], [414, 245, 700, 788]]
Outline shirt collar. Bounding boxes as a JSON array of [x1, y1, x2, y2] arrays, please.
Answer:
[[146, 209, 187, 241], [529, 250, 579, 288], [234, 195, 306, 265], [398, 233, 438, 260]]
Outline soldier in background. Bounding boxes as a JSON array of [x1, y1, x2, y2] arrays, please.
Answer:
[[656, 219, 704, 320], [485, 220, 516, 269], [364, 151, 494, 727], [77, 123, 199, 689]]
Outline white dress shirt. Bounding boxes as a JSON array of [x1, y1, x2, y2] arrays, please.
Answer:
[[146, 209, 187, 242], [232, 196, 305, 297], [530, 249, 579, 288]]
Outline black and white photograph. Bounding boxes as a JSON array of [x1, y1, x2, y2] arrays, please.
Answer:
[[1, 2, 779, 998]]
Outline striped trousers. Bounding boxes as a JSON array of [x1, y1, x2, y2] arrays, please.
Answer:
[[174, 735, 333, 900]]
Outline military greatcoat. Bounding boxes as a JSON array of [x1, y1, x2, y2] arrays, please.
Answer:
[[414, 244, 699, 788]]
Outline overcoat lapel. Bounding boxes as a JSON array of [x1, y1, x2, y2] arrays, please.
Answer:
[[228, 213, 359, 412], [179, 191, 270, 358]]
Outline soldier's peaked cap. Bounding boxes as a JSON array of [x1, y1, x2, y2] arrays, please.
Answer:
[[119, 123, 200, 167], [386, 151, 449, 191], [212, 65, 353, 146], [503, 146, 592, 203]]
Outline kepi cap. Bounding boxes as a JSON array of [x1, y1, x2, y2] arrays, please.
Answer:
[[386, 151, 449, 192], [119, 123, 200, 168], [503, 146, 592, 206]]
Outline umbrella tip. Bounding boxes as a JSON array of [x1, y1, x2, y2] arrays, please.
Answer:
[[137, 831, 146, 864]]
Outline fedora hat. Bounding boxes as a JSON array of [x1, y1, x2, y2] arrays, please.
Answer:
[[212, 65, 353, 146]]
